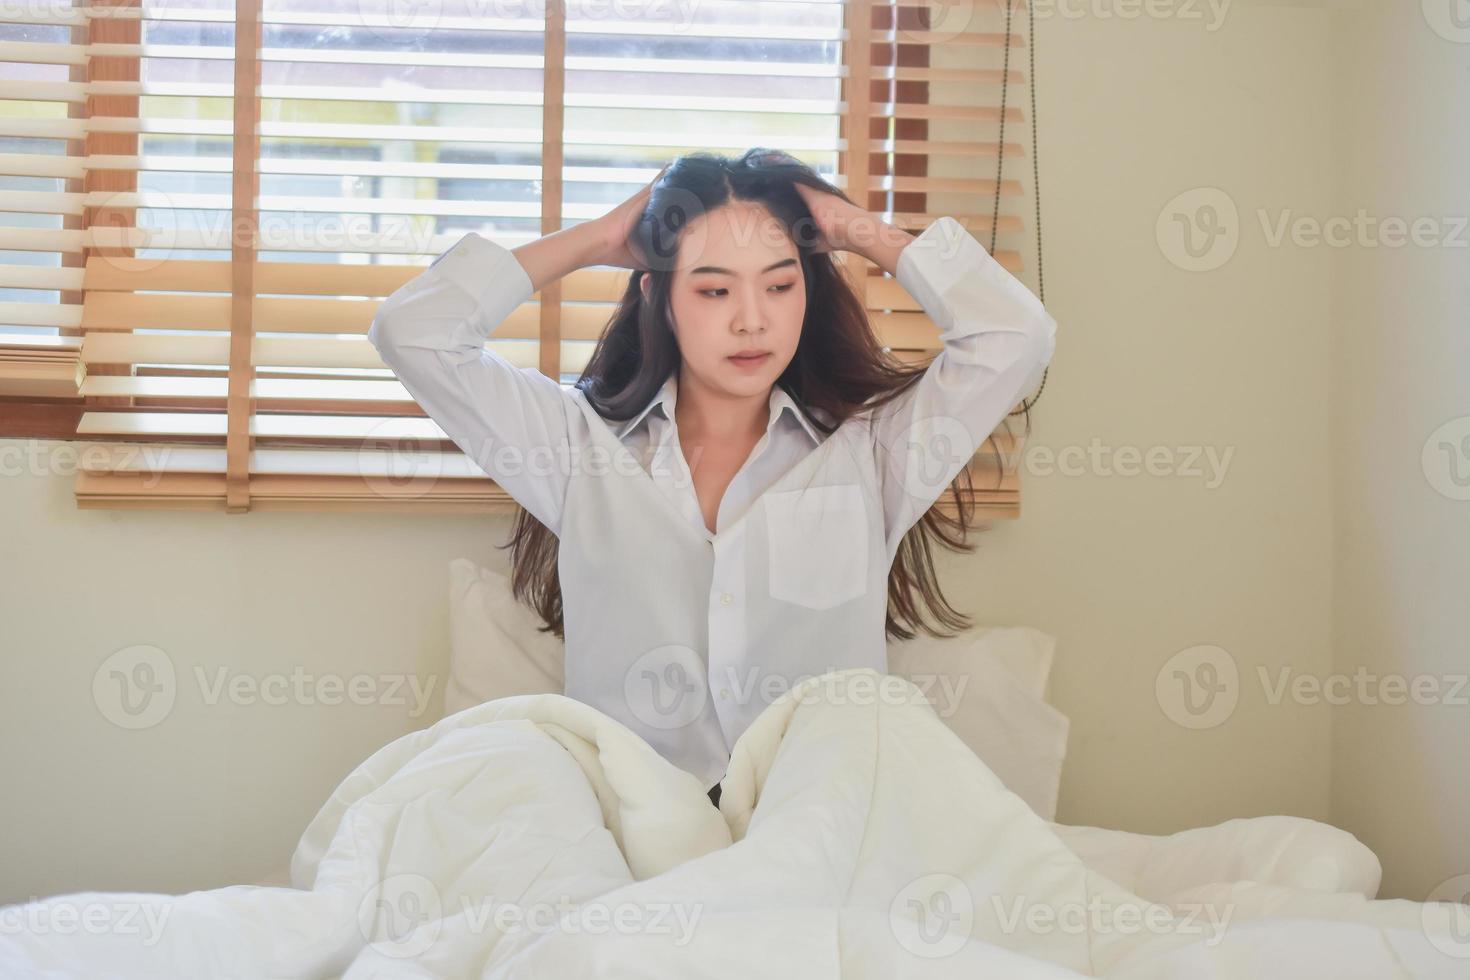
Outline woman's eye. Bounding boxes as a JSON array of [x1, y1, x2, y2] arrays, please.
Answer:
[[697, 284, 794, 298]]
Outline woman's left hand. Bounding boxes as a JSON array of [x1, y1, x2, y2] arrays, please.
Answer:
[[792, 181, 871, 255], [793, 182, 915, 272]]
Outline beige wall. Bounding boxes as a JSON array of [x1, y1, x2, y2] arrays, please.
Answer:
[[1001, 1, 1338, 839], [0, 464, 465, 899], [1327, 4, 1470, 901], [0, 1, 1460, 906]]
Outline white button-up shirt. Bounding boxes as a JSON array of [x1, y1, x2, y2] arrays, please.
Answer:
[[368, 215, 1057, 791]]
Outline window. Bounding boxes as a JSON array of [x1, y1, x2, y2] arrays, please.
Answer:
[[1, 17, 78, 339], [0, 0, 1038, 517]]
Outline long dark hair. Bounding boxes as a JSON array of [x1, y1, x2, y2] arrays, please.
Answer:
[[501, 147, 1022, 641]]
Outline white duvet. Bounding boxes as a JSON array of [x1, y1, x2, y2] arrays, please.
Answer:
[[3, 668, 1465, 978]]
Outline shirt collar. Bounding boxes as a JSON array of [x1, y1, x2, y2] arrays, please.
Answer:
[[768, 382, 824, 443], [613, 373, 678, 440], [614, 373, 822, 444]]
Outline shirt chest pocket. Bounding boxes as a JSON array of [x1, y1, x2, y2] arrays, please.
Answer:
[[763, 483, 870, 610]]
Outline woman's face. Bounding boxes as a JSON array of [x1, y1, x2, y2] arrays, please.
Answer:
[[644, 202, 807, 401]]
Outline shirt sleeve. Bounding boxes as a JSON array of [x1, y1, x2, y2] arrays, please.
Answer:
[[867, 215, 1058, 560], [367, 231, 573, 536]]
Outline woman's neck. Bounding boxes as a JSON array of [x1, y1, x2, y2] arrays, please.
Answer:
[[672, 369, 769, 443]]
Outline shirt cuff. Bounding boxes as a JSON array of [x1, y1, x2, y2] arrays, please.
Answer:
[[430, 231, 537, 337], [895, 216, 1019, 334]]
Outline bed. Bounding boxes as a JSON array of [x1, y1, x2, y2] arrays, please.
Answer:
[[5, 561, 1460, 977], [3, 666, 1462, 978]]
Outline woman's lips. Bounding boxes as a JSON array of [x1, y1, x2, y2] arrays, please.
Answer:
[[727, 352, 771, 368]]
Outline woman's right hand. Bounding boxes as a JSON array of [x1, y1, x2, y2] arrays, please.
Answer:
[[512, 163, 672, 292], [588, 162, 671, 272]]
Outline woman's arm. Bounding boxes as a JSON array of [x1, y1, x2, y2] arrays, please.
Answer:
[[865, 216, 1057, 559], [367, 169, 668, 535], [791, 185, 1056, 554], [367, 233, 577, 535]]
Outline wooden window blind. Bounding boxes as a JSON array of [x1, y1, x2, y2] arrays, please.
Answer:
[[0, 0, 1039, 517]]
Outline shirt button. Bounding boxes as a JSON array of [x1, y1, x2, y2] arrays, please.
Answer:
[[720, 592, 733, 605], [720, 688, 731, 700]]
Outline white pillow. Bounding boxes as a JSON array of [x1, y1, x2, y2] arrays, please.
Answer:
[[958, 625, 1057, 703], [444, 558, 564, 716], [444, 558, 1067, 818]]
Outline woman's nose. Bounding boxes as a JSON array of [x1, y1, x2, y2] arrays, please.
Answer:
[[737, 293, 767, 333]]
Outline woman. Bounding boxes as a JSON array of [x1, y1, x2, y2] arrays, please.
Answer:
[[367, 148, 1057, 809]]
